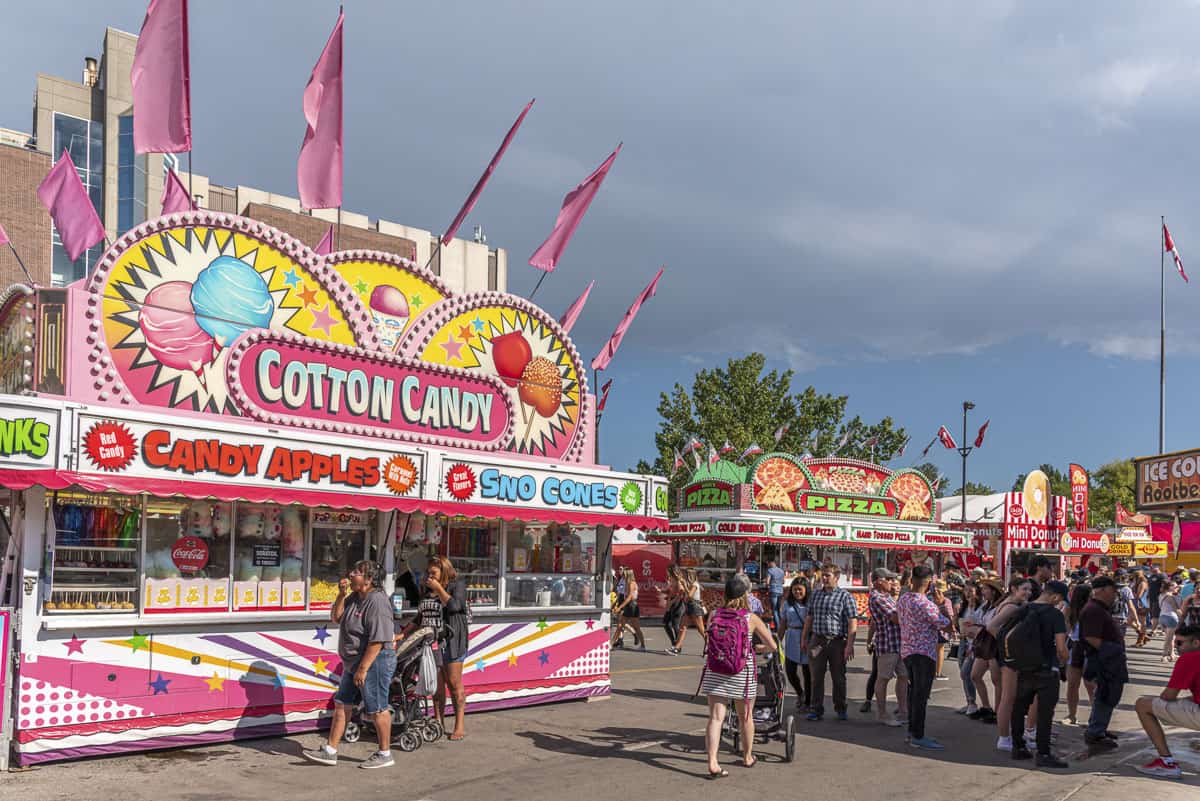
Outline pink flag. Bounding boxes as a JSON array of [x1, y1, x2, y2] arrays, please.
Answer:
[[38, 152, 105, 262], [160, 169, 194, 215], [297, 11, 344, 210], [132, 0, 191, 154], [937, 425, 958, 450], [529, 144, 621, 272], [590, 266, 663, 371], [596, 378, 613, 413], [1164, 222, 1189, 283], [443, 99, 534, 245], [558, 280, 594, 333], [314, 225, 334, 255], [973, 419, 990, 448], [0, 223, 9, 246]]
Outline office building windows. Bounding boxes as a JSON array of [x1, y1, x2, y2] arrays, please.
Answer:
[[50, 112, 104, 285], [117, 114, 147, 235]]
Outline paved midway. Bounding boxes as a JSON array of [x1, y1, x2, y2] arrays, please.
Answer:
[[4, 627, 1199, 799]]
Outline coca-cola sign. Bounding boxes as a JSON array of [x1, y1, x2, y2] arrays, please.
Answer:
[[171, 536, 210, 573]]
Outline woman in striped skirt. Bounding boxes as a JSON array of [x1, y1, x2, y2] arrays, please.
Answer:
[[702, 573, 772, 778]]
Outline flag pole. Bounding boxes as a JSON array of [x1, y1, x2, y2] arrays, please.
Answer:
[[6, 242, 34, 284], [336, 206, 342, 252], [593, 367, 601, 464], [1160, 215, 1166, 453], [529, 271, 549, 301], [187, 150, 193, 203]]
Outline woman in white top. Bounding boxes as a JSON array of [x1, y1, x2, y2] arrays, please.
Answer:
[[672, 568, 708, 653], [964, 578, 1002, 723], [1159, 582, 1182, 662]]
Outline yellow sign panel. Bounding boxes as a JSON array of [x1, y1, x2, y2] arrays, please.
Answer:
[[1106, 542, 1132, 556], [1134, 542, 1168, 558]]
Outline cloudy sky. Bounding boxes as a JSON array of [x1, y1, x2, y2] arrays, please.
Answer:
[[4, 1, 1200, 491]]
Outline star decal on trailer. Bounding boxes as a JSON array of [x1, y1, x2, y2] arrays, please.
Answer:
[[205, 672, 225, 692], [471, 316, 485, 332], [310, 303, 339, 336], [508, 652, 518, 667], [150, 673, 171, 695], [538, 650, 550, 666], [313, 657, 330, 676], [441, 335, 464, 360], [64, 634, 86, 655], [411, 293, 423, 309], [127, 631, 149, 653], [475, 659, 486, 673], [314, 626, 331, 645], [282, 268, 302, 289], [585, 619, 596, 630], [536, 617, 549, 631], [298, 284, 320, 307], [457, 324, 473, 342], [354, 279, 369, 295]]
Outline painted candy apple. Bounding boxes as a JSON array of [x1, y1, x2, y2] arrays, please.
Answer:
[[518, 356, 563, 417], [491, 330, 532, 387]]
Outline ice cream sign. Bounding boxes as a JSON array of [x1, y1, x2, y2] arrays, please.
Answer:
[[228, 331, 512, 449]]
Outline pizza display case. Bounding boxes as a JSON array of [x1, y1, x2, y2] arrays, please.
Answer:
[[655, 454, 974, 615]]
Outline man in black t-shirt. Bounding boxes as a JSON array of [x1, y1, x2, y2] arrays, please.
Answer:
[[1010, 580, 1069, 768], [1080, 576, 1129, 751], [1147, 565, 1165, 634]]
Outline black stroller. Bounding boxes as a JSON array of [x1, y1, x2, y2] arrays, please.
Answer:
[[723, 650, 796, 762], [342, 626, 443, 752]]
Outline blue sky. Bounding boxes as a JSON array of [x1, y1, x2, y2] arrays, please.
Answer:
[[4, 1, 1200, 488]]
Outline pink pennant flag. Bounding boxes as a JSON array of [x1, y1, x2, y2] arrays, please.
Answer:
[[132, 0, 191, 154], [297, 11, 344, 210], [314, 225, 334, 255], [0, 222, 9, 247], [160, 169, 195, 215], [596, 378, 613, 413], [558, 280, 594, 334], [443, 99, 534, 245], [529, 144, 621, 272], [38, 152, 105, 262], [590, 266, 663, 371]]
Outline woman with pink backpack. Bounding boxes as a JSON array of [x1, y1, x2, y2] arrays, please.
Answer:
[[701, 573, 773, 778]]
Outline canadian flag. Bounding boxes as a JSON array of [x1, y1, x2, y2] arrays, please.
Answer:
[[708, 445, 720, 466], [673, 449, 685, 471], [937, 425, 957, 450], [974, 419, 990, 448], [719, 439, 735, 455], [1165, 222, 1189, 283]]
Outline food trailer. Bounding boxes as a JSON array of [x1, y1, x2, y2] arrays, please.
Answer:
[[0, 211, 668, 765], [1134, 448, 1200, 569], [657, 454, 972, 615]]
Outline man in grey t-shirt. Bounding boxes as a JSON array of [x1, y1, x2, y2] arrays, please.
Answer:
[[303, 560, 397, 770]]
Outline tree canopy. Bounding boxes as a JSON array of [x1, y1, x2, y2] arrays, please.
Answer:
[[636, 353, 908, 513]]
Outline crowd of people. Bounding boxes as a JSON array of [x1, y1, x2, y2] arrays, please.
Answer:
[[689, 558, 1200, 779]]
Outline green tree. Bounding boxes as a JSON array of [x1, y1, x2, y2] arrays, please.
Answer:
[[1011, 464, 1070, 499], [639, 353, 907, 514], [1090, 459, 1135, 528], [913, 462, 951, 497]]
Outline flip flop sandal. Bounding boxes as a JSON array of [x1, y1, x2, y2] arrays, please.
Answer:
[[742, 758, 758, 768], [448, 733, 466, 741], [707, 769, 730, 779]]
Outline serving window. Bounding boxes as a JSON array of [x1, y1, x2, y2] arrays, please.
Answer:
[[143, 500, 231, 613], [442, 520, 500, 608], [47, 492, 141, 613], [505, 522, 597, 608], [676, 540, 738, 585], [823, 547, 869, 588], [309, 508, 373, 609], [232, 504, 307, 611]]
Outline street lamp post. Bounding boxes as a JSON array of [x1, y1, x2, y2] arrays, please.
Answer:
[[959, 401, 976, 524]]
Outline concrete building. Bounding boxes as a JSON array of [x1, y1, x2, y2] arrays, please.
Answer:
[[6, 27, 506, 294]]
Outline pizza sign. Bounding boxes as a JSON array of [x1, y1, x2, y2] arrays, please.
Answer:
[[683, 480, 735, 510], [748, 454, 933, 521]]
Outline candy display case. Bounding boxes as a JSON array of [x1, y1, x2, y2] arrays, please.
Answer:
[[232, 503, 308, 611], [46, 493, 140, 613], [309, 508, 373, 609], [441, 521, 499, 608]]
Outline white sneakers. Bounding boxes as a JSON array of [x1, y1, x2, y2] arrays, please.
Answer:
[[996, 736, 1012, 751]]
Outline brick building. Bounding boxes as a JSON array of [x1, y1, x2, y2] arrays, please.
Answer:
[[0, 141, 52, 286]]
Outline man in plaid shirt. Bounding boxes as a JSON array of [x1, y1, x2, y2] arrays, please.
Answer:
[[801, 564, 859, 720], [868, 568, 908, 726]]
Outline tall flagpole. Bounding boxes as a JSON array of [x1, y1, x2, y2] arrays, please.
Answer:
[[1160, 216, 1166, 454]]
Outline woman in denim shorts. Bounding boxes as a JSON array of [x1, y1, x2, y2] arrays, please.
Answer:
[[303, 560, 398, 769]]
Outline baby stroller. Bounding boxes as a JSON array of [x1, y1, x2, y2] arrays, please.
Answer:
[[342, 626, 443, 752], [723, 650, 796, 762]]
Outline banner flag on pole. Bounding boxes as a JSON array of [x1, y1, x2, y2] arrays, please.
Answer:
[[0, 222, 9, 246], [590, 266, 663, 371], [38, 152, 105, 262], [707, 445, 720, 466], [297, 11, 344, 210], [739, 443, 764, 461], [314, 225, 335, 255], [920, 436, 938, 458], [673, 449, 685, 472], [773, 424, 790, 444], [937, 425, 958, 450], [596, 378, 613, 413], [160, 168, 195, 215], [1164, 222, 1189, 283], [132, 0, 191, 154], [530, 144, 621, 272], [443, 99, 534, 245], [973, 419, 990, 448], [558, 280, 594, 334], [720, 440, 735, 455]]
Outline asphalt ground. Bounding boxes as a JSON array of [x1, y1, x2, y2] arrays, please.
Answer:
[[4, 624, 1200, 800]]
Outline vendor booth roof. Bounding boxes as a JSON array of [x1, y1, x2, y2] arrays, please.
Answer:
[[0, 467, 667, 530], [937, 493, 1008, 524]]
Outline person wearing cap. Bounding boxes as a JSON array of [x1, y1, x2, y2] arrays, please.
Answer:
[[1009, 580, 1070, 768], [1133, 623, 1200, 779], [867, 567, 908, 726], [1112, 569, 1145, 642], [1080, 576, 1130, 752]]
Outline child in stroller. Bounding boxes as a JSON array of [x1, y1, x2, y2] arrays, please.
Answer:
[[724, 649, 796, 762], [341, 626, 443, 753]]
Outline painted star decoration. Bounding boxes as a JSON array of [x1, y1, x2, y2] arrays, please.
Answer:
[[441, 335, 464, 360], [585, 619, 596, 630], [205, 672, 225, 692], [471, 316, 485, 333], [310, 303, 339, 336], [475, 659, 486, 673], [354, 279, 369, 294], [298, 284, 320, 308], [508, 652, 518, 667], [64, 634, 86, 655], [411, 293, 423, 310], [538, 650, 550, 666], [314, 626, 331, 645], [313, 657, 330, 676], [282, 268, 302, 289], [536, 617, 549, 631], [150, 673, 171, 695], [126, 631, 149, 653], [457, 324, 473, 342]]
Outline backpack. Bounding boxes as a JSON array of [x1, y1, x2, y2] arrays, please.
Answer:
[[705, 608, 751, 675], [1002, 605, 1046, 672]]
